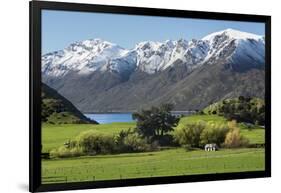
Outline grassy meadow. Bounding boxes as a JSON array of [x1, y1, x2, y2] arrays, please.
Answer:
[[42, 148, 264, 183], [42, 114, 265, 184], [42, 122, 135, 153]]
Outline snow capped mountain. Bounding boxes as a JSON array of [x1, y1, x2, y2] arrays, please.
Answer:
[[202, 28, 262, 42], [42, 38, 134, 76], [133, 40, 176, 74], [42, 29, 265, 77], [202, 28, 265, 66]]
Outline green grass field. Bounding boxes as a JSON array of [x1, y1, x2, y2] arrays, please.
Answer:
[[42, 122, 135, 152], [42, 114, 265, 184], [42, 148, 264, 183]]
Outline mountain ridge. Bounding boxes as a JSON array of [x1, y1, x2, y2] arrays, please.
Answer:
[[42, 28, 264, 77], [42, 28, 265, 112]]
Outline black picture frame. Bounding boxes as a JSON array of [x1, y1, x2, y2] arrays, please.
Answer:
[[30, 1, 271, 192]]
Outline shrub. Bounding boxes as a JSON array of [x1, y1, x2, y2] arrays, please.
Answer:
[[199, 123, 229, 147], [115, 129, 135, 152], [51, 128, 159, 158], [152, 134, 177, 146], [223, 122, 249, 148], [174, 122, 205, 148], [122, 132, 151, 152], [182, 144, 193, 151], [174, 121, 245, 149], [227, 120, 238, 129], [115, 129, 159, 152], [50, 146, 84, 158], [76, 130, 116, 155]]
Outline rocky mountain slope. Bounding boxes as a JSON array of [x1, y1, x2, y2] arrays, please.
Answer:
[[42, 29, 265, 112]]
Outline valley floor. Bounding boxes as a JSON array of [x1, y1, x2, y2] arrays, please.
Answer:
[[42, 148, 264, 184], [41, 115, 265, 184]]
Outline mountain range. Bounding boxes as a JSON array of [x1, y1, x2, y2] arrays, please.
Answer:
[[42, 28, 265, 112]]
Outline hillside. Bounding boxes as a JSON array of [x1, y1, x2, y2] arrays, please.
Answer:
[[203, 97, 265, 125], [41, 83, 97, 124]]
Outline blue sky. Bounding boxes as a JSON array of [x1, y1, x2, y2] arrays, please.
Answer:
[[42, 10, 265, 54]]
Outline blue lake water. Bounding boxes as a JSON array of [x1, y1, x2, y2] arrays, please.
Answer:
[[84, 111, 193, 124], [84, 113, 134, 124]]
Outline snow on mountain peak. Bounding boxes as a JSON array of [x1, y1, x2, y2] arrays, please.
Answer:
[[42, 29, 265, 77], [202, 28, 263, 42], [42, 38, 128, 76], [165, 40, 176, 47], [133, 41, 170, 74], [135, 41, 163, 51], [201, 28, 264, 65], [65, 38, 113, 51]]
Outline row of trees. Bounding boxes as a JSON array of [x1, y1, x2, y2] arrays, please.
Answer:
[[50, 129, 159, 158], [50, 103, 251, 158], [217, 96, 265, 125], [51, 104, 179, 158]]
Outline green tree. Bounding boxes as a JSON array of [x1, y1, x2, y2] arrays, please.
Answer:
[[200, 123, 229, 146], [174, 122, 205, 148], [217, 97, 265, 125], [132, 104, 179, 139]]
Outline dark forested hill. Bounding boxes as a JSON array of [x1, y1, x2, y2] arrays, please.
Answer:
[[41, 83, 97, 124]]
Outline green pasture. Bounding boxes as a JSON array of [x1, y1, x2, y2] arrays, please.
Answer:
[[42, 148, 265, 184], [41, 114, 265, 184], [42, 122, 136, 152]]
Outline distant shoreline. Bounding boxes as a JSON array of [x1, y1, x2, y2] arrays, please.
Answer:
[[83, 111, 196, 114]]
